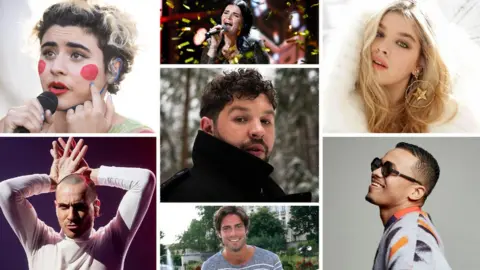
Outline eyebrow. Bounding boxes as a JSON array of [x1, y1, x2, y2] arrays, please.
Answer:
[[41, 41, 91, 53], [379, 23, 417, 43], [227, 106, 275, 116], [57, 202, 87, 207]]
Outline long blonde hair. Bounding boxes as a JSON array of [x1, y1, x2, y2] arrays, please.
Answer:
[[357, 0, 455, 133]]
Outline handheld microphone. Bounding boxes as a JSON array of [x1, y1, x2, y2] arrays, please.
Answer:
[[14, 92, 59, 133], [205, 25, 228, 39]]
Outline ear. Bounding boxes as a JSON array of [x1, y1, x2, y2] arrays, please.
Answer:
[[200, 117, 215, 135], [408, 185, 426, 201], [93, 199, 101, 218], [107, 58, 123, 84], [413, 56, 425, 76]]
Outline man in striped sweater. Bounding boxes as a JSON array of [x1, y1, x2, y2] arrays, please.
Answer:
[[366, 142, 451, 270], [201, 206, 283, 270]]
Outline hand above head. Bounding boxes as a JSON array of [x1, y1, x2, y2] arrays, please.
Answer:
[[1, 98, 54, 133], [66, 82, 115, 133], [49, 137, 89, 190]]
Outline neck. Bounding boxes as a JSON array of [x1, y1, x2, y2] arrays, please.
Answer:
[[224, 33, 237, 47], [51, 111, 69, 133], [223, 245, 251, 265], [379, 203, 420, 225], [384, 78, 410, 106]]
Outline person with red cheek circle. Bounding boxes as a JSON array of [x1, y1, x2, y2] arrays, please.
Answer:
[[0, 1, 153, 133]]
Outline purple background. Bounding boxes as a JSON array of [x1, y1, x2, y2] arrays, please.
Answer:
[[0, 137, 157, 269]]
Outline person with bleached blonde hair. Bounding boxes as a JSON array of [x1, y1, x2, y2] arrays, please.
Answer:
[[0, 0, 153, 133], [322, 0, 480, 133]]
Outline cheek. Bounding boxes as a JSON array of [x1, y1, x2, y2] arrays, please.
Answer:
[[80, 64, 99, 81], [38, 60, 46, 75]]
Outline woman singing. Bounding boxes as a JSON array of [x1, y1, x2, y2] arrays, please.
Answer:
[[0, 1, 153, 133], [201, 0, 270, 64]]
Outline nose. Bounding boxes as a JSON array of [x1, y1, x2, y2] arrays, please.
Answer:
[[66, 207, 76, 221], [50, 57, 68, 76], [249, 119, 265, 140], [374, 42, 389, 56]]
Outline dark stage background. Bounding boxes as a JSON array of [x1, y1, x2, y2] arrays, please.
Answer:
[[0, 137, 156, 270]]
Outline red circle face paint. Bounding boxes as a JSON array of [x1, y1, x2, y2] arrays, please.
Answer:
[[38, 60, 46, 75], [80, 64, 99, 81]]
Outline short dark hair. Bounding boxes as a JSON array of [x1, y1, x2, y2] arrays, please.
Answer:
[[57, 174, 97, 203], [200, 68, 277, 121], [214, 206, 249, 233], [395, 142, 440, 198], [33, 1, 137, 94], [222, 0, 253, 38]]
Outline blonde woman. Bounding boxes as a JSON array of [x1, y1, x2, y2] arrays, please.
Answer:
[[322, 0, 480, 133], [0, 0, 153, 133]]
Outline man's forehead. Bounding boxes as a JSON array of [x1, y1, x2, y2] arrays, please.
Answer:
[[56, 183, 88, 198], [384, 148, 418, 167], [225, 94, 274, 110]]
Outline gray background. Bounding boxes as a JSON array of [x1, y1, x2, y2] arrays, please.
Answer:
[[324, 137, 480, 269]]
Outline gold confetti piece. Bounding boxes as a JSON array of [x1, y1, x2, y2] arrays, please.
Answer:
[[266, 11, 272, 20], [289, 25, 292, 30], [195, 1, 199, 6], [185, 57, 194, 63], [294, 32, 298, 35], [210, 18, 216, 26], [176, 21, 179, 24], [166, 0, 174, 9], [181, 27, 191, 31], [194, 60, 199, 64], [311, 3, 319, 7], [300, 30, 310, 36], [177, 41, 190, 49], [179, 31, 184, 37], [197, 15, 201, 20], [311, 49, 319, 55], [186, 48, 194, 52], [171, 37, 181, 40], [202, 41, 208, 46], [183, 4, 190, 10], [263, 47, 271, 52], [303, 14, 309, 19], [160, 25, 163, 31], [182, 18, 191, 23], [180, 51, 184, 55], [286, 2, 291, 6], [245, 51, 254, 59], [298, 5, 305, 12]]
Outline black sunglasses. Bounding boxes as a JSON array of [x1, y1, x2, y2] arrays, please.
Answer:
[[371, 157, 423, 186]]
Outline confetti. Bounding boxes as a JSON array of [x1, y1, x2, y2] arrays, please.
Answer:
[[311, 49, 319, 55], [198, 15, 201, 20], [185, 57, 194, 63], [171, 37, 181, 40], [210, 18, 216, 26], [182, 18, 191, 23], [300, 30, 310, 36], [195, 1, 199, 6], [177, 41, 190, 49], [179, 31, 184, 37], [183, 4, 190, 10], [298, 5, 305, 12], [181, 27, 191, 31], [245, 51, 254, 59], [287, 2, 291, 7], [166, 0, 174, 9], [263, 47, 271, 52], [186, 48, 195, 52], [303, 14, 309, 19], [180, 51, 184, 55], [311, 3, 319, 7], [266, 11, 272, 20], [194, 60, 199, 64]]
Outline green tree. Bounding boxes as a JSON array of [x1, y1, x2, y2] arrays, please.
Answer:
[[177, 206, 221, 252], [288, 206, 319, 241], [248, 207, 286, 251]]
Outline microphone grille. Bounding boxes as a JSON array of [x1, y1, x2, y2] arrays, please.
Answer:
[[37, 92, 58, 114]]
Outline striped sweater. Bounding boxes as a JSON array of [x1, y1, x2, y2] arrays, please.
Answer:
[[373, 206, 451, 270]]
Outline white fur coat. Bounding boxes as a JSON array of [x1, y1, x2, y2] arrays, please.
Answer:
[[322, 0, 480, 133]]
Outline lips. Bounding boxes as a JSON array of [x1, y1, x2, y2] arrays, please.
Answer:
[[48, 81, 69, 95], [66, 224, 79, 230], [372, 56, 388, 70], [370, 179, 385, 188], [245, 144, 266, 157]]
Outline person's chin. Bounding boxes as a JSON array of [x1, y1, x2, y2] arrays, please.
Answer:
[[365, 193, 377, 205]]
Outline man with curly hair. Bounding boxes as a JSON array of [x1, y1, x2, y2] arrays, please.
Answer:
[[161, 68, 311, 202]]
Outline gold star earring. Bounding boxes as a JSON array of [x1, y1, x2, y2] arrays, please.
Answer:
[[411, 69, 427, 101]]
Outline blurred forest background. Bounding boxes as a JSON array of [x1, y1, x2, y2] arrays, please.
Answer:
[[160, 68, 319, 200]]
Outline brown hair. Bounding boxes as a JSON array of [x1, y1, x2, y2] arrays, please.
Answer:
[[214, 206, 249, 233]]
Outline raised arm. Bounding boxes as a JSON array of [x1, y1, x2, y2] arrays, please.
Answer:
[[90, 166, 156, 246], [0, 174, 53, 253]]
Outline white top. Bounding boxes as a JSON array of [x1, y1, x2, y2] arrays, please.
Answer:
[[0, 166, 156, 270]]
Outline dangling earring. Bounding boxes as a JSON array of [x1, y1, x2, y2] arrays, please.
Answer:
[[405, 68, 434, 108]]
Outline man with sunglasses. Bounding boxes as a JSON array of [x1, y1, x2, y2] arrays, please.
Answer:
[[366, 142, 451, 270]]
